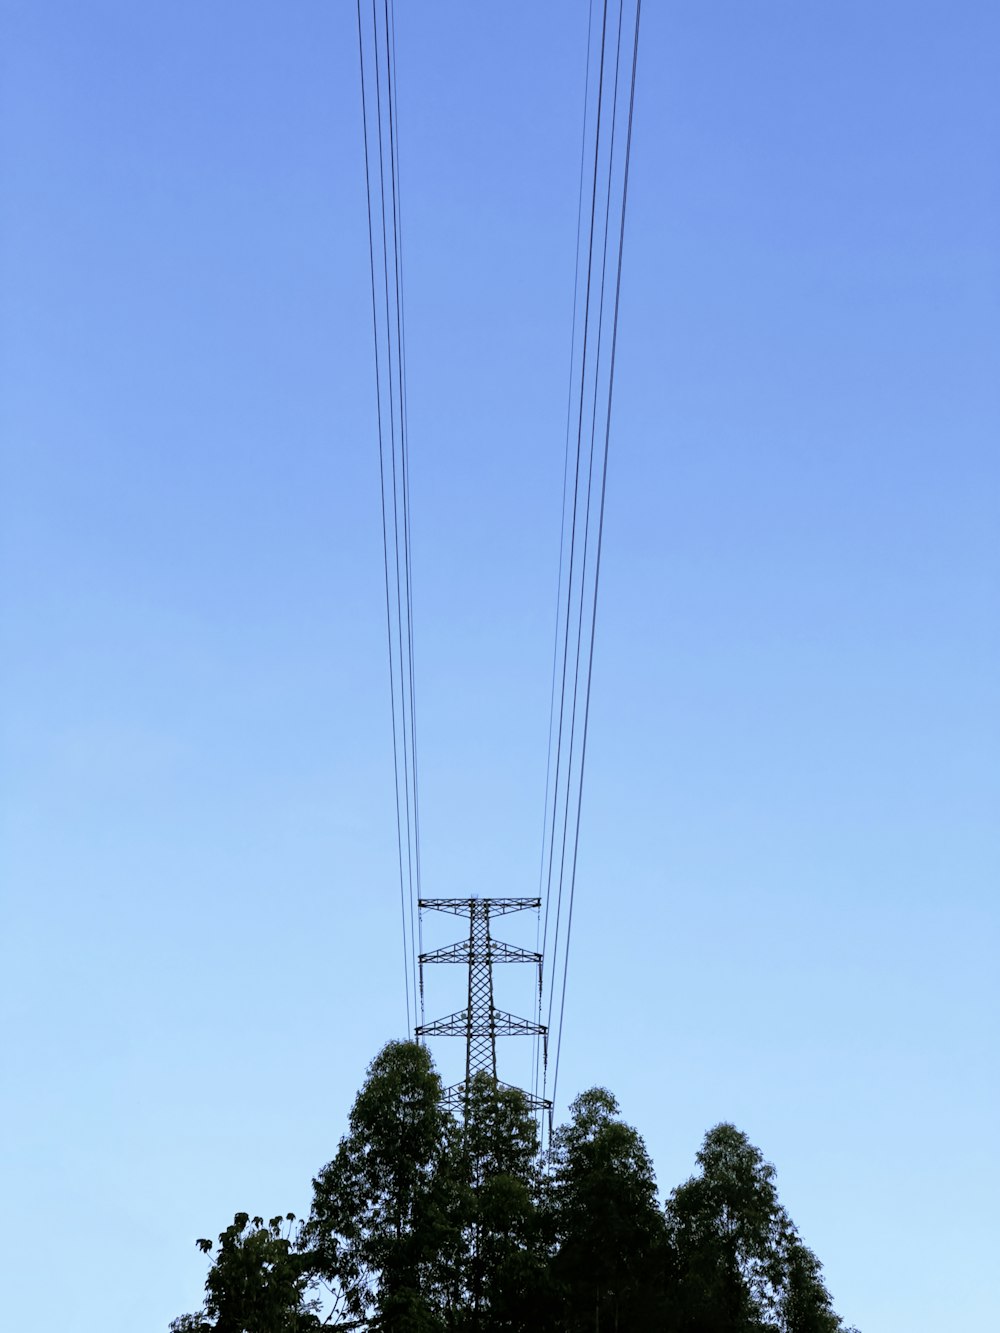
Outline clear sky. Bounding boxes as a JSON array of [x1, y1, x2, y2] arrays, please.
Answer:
[[2, 3, 997, 1330]]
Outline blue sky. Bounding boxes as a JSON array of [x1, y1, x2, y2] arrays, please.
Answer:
[[2, 2, 998, 1330]]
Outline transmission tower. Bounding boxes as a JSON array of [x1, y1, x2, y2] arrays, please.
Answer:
[[416, 897, 550, 1114]]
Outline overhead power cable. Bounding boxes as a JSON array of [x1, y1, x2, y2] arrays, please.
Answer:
[[532, 0, 596, 1117], [535, 0, 642, 1126], [356, 0, 421, 1034]]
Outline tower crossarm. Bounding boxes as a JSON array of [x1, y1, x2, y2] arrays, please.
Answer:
[[416, 1007, 545, 1039], [440, 1080, 552, 1114], [490, 1007, 547, 1037], [416, 1008, 470, 1038], [419, 897, 539, 918], [419, 939, 542, 966]]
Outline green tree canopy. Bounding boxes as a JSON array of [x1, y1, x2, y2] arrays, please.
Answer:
[[306, 1041, 462, 1331], [665, 1123, 853, 1333], [456, 1074, 551, 1330], [549, 1087, 667, 1331], [169, 1213, 318, 1333], [172, 1050, 858, 1333]]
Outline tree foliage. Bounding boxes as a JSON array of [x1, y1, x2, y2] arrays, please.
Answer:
[[307, 1040, 462, 1331], [455, 1073, 550, 1330], [169, 1212, 319, 1333], [549, 1087, 667, 1331], [173, 1048, 857, 1333], [665, 1123, 852, 1333]]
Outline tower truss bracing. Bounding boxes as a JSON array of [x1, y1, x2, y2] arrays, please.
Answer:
[[416, 897, 551, 1114]]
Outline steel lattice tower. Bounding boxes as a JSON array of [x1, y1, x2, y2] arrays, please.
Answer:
[[416, 898, 550, 1113]]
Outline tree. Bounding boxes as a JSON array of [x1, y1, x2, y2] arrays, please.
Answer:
[[455, 1074, 552, 1330], [169, 1212, 319, 1333], [170, 1046, 858, 1333], [665, 1122, 784, 1330], [779, 1240, 847, 1333], [664, 1123, 852, 1333], [306, 1041, 463, 1331], [549, 1088, 667, 1331]]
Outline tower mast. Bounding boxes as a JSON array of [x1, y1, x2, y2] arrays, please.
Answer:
[[416, 897, 550, 1114]]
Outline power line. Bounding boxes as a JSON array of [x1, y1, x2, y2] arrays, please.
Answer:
[[536, 0, 642, 1124], [356, 0, 421, 1034], [380, 0, 422, 1030], [533, 0, 597, 1115], [553, 0, 642, 1111], [535, 0, 614, 1111], [387, 0, 425, 1028], [354, 0, 640, 1098], [542, 0, 615, 1094]]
